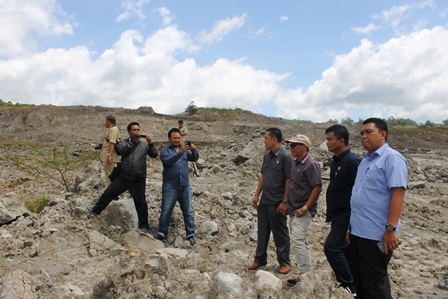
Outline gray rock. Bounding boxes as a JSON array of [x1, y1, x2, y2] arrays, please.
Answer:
[[1, 269, 37, 299]]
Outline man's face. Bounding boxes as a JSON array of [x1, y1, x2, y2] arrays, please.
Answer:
[[169, 132, 181, 147], [105, 119, 112, 128], [325, 131, 344, 154], [360, 122, 386, 154], [289, 143, 306, 159], [264, 132, 276, 151], [178, 122, 183, 128], [128, 125, 140, 139]]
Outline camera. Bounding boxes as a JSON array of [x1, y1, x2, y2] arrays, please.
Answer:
[[94, 143, 103, 150], [185, 140, 191, 146], [139, 134, 146, 138]]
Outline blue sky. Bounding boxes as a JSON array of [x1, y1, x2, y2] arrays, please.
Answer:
[[1, 0, 447, 123]]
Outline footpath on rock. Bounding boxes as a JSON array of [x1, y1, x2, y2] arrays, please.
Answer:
[[0, 105, 448, 298]]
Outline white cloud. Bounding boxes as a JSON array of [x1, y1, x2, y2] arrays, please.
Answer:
[[198, 13, 247, 44], [275, 26, 448, 123], [280, 15, 289, 22], [351, 23, 381, 34], [0, 0, 74, 57], [157, 7, 173, 26], [0, 24, 288, 115], [117, 0, 150, 22]]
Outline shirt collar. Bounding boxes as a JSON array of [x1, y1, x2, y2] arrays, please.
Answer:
[[295, 153, 310, 164], [364, 143, 389, 158], [333, 149, 351, 162]]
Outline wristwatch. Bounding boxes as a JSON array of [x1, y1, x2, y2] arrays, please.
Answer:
[[282, 199, 288, 204], [386, 224, 396, 232], [301, 205, 308, 212]]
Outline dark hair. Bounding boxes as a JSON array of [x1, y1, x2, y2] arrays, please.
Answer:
[[266, 127, 282, 143], [363, 117, 388, 141], [178, 120, 183, 124], [106, 115, 116, 125], [325, 124, 350, 146], [127, 122, 140, 131], [168, 128, 181, 138]]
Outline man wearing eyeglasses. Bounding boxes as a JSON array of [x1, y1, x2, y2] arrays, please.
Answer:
[[283, 134, 322, 286]]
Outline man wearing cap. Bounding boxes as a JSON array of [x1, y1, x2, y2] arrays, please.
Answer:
[[248, 128, 293, 275], [100, 115, 121, 186], [283, 134, 322, 286], [348, 118, 407, 298], [324, 125, 361, 297], [178, 120, 188, 144]]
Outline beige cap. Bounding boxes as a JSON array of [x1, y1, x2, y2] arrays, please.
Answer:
[[285, 134, 312, 148]]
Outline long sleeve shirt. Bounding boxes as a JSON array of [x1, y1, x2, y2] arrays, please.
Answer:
[[160, 145, 199, 186]]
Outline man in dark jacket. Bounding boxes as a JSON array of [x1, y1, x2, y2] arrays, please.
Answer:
[[86, 122, 158, 234]]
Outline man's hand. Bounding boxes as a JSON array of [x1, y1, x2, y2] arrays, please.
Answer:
[[346, 232, 351, 245], [293, 208, 306, 217], [251, 196, 259, 210], [382, 231, 400, 254], [145, 135, 153, 144], [277, 202, 288, 215]]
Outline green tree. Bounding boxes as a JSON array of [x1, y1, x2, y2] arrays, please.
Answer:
[[185, 101, 198, 115], [442, 119, 448, 126], [327, 118, 339, 124], [341, 117, 354, 125]]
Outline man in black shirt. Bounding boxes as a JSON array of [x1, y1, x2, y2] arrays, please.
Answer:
[[324, 125, 361, 297]]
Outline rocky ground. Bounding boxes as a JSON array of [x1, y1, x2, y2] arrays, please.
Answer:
[[0, 105, 448, 298]]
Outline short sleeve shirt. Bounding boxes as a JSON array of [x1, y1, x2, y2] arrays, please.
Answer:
[[179, 126, 188, 144], [350, 144, 408, 241], [260, 146, 293, 205], [100, 126, 121, 162], [288, 154, 322, 217]]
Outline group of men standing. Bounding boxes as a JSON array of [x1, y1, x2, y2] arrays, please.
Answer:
[[88, 117, 198, 246], [248, 118, 408, 299]]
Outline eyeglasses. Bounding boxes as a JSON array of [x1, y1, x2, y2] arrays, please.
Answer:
[[289, 143, 303, 149]]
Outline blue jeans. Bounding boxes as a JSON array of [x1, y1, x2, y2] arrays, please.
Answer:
[[157, 184, 195, 238]]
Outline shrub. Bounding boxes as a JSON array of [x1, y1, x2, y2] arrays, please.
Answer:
[[23, 195, 50, 213]]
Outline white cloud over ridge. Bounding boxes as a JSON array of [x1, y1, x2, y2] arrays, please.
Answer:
[[276, 26, 448, 122], [1, 1, 448, 124]]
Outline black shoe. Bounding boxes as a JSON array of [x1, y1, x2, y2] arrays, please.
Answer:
[[336, 284, 357, 298], [84, 206, 99, 216], [187, 236, 195, 246], [138, 228, 150, 235], [154, 234, 165, 241]]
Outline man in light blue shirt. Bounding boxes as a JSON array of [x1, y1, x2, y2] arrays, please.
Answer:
[[348, 118, 408, 299]]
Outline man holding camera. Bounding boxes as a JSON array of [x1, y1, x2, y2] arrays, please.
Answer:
[[99, 115, 121, 186], [86, 122, 158, 234], [155, 128, 199, 245]]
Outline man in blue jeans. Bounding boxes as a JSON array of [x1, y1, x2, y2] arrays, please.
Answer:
[[324, 125, 361, 297], [156, 128, 199, 245]]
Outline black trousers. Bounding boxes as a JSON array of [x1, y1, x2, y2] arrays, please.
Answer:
[[350, 234, 393, 299], [92, 174, 149, 230], [324, 220, 354, 286], [254, 202, 291, 267]]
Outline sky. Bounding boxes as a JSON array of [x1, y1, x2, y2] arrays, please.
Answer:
[[1, 0, 447, 123]]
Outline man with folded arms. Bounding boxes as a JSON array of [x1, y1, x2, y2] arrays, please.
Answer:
[[283, 134, 322, 286]]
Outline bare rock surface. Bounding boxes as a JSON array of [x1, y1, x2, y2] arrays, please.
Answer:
[[1, 105, 448, 298]]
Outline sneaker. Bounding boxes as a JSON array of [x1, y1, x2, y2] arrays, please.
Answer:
[[187, 236, 195, 246], [154, 234, 165, 241], [337, 284, 357, 298], [84, 206, 99, 216]]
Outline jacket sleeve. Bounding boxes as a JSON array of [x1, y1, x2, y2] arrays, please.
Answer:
[[147, 143, 158, 158], [117, 138, 133, 156]]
